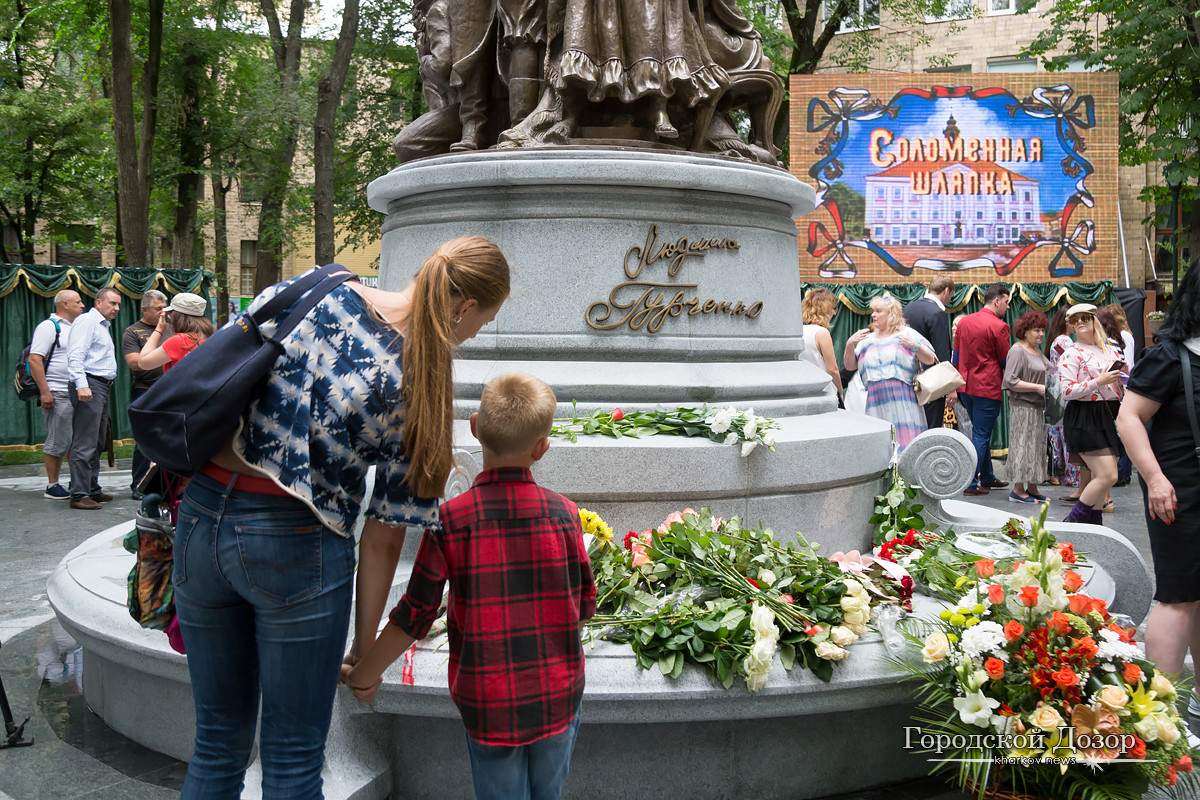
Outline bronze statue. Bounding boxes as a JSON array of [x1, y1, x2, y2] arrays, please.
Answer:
[[393, 0, 783, 165]]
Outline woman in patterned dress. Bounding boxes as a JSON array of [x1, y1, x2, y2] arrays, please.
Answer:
[[843, 295, 937, 454], [1002, 311, 1051, 503], [1058, 302, 1125, 524], [172, 237, 510, 798]]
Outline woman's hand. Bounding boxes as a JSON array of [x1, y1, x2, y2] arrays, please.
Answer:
[[1145, 474, 1177, 524], [1096, 367, 1122, 386], [898, 334, 918, 350], [848, 328, 870, 346], [340, 663, 382, 704], [155, 308, 168, 333]]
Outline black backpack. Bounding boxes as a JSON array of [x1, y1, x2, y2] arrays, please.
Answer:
[[13, 319, 61, 401]]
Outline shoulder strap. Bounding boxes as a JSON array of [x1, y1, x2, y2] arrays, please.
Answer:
[[1179, 345, 1200, 471], [266, 269, 359, 345], [43, 318, 63, 366], [249, 263, 353, 326]]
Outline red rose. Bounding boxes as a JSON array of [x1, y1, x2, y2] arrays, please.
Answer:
[[779, 594, 794, 604], [1052, 667, 1079, 690], [975, 558, 996, 579], [1004, 620, 1024, 642], [1123, 662, 1144, 685], [1019, 586, 1040, 607], [984, 657, 1005, 679], [1057, 542, 1077, 564], [611, 407, 624, 421], [747, 578, 759, 588], [987, 584, 1005, 605], [1176, 754, 1193, 773], [1063, 570, 1084, 592]]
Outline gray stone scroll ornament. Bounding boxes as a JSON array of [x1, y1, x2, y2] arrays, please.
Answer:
[[394, 0, 784, 165], [896, 428, 976, 500], [443, 447, 482, 500]]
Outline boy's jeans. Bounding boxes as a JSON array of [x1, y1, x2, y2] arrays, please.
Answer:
[[465, 707, 582, 800]]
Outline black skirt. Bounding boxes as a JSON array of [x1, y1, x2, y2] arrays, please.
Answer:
[[1063, 399, 1124, 458]]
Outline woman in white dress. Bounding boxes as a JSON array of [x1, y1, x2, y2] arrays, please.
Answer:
[[801, 288, 844, 404]]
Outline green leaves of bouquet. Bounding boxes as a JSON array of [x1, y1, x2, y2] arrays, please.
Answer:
[[551, 403, 778, 456]]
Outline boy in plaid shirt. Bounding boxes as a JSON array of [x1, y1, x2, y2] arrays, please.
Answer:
[[343, 373, 596, 800]]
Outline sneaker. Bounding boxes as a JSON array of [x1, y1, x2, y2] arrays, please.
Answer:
[[43, 483, 70, 500], [91, 492, 114, 503], [1009, 491, 1036, 504], [70, 497, 102, 510]]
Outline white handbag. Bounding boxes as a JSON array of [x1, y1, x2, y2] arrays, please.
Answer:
[[913, 361, 966, 405]]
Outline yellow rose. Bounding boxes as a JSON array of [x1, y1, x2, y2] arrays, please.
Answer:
[[1095, 685, 1129, 713], [1150, 674, 1176, 701], [1029, 705, 1064, 732], [1154, 712, 1182, 745], [922, 632, 950, 663]]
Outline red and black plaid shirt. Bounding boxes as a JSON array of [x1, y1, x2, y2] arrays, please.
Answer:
[[389, 467, 596, 746]]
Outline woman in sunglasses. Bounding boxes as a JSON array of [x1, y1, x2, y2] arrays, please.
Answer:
[[1056, 303, 1126, 524]]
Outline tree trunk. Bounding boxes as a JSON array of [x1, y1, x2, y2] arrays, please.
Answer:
[[777, 0, 852, 160], [171, 41, 206, 270], [108, 0, 163, 268], [211, 172, 231, 323], [313, 0, 360, 266]]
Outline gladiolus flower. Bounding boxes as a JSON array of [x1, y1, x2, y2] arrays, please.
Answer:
[[1123, 663, 1144, 685], [1019, 586, 1040, 607], [1057, 542, 1077, 564], [1049, 611, 1071, 636], [1052, 667, 1079, 690], [1063, 570, 1084, 592], [610, 407, 624, 421], [984, 657, 1005, 680], [1004, 620, 1024, 642], [987, 584, 1005, 605], [975, 558, 995, 578]]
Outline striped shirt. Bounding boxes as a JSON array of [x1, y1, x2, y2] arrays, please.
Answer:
[[389, 468, 597, 746], [233, 273, 440, 537]]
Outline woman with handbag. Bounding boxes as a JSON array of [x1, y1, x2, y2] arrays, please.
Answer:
[[1057, 302, 1125, 524], [1044, 307, 1079, 490], [1116, 264, 1200, 687], [843, 295, 937, 454], [1002, 311, 1051, 504], [172, 236, 510, 798]]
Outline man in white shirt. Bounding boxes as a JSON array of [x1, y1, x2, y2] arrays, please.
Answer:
[[28, 289, 85, 499], [65, 288, 122, 510]]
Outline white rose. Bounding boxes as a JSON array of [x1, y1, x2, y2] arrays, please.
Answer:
[[841, 593, 869, 615], [751, 636, 777, 664], [1150, 674, 1176, 700], [830, 625, 858, 647], [724, 432, 738, 445], [842, 607, 869, 627], [750, 604, 778, 639], [763, 430, 776, 448], [815, 641, 849, 661], [843, 578, 868, 598], [758, 569, 777, 587], [741, 440, 758, 457], [706, 408, 735, 434], [1133, 716, 1158, 743], [1154, 713, 1181, 745], [922, 631, 950, 663], [845, 621, 869, 635]]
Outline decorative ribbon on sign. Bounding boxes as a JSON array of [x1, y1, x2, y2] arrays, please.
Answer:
[[1008, 85, 1096, 205]]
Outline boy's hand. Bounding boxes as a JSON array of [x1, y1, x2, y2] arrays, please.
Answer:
[[341, 663, 383, 704]]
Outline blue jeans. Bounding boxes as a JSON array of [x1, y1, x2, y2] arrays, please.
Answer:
[[465, 707, 582, 800], [959, 394, 1002, 489], [173, 472, 356, 799]]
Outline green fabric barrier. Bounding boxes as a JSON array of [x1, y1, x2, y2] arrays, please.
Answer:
[[800, 281, 1115, 457], [1, 265, 212, 449]]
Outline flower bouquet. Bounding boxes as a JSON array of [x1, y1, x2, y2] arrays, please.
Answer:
[[552, 403, 778, 456], [581, 507, 902, 689], [895, 503, 1197, 800]]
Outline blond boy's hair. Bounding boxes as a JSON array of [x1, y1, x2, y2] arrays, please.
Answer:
[[476, 373, 557, 456]]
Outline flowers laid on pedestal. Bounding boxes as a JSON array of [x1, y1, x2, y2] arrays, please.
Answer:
[[552, 405, 778, 456], [893, 502, 1197, 800]]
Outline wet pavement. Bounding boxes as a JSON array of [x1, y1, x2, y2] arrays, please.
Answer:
[[0, 458, 1184, 799]]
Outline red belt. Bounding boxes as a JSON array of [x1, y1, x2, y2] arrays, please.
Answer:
[[200, 463, 292, 497]]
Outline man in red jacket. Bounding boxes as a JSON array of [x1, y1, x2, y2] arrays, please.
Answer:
[[955, 285, 1013, 495]]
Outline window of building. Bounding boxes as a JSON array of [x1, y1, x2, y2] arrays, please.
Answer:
[[54, 224, 101, 267], [987, 57, 1038, 72], [1011, 227, 1019, 239], [955, 211, 962, 219], [1024, 212, 1032, 221], [874, 226, 884, 238], [996, 211, 1004, 220], [893, 187, 903, 199], [931, 227, 940, 240], [910, 210, 919, 219], [826, 0, 880, 32], [908, 227, 918, 241], [876, 210, 885, 220], [891, 226, 901, 241], [987, 0, 1035, 15], [976, 211, 984, 220], [1024, 191, 1032, 202], [1011, 211, 1018, 220], [925, 65, 972, 73], [893, 210, 902, 220], [239, 240, 258, 296], [976, 226, 985, 238], [926, 0, 974, 22], [932, 209, 940, 220], [876, 187, 885, 198]]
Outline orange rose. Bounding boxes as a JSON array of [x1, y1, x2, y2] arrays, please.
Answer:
[[1049, 611, 1072, 636], [1052, 667, 1079, 690], [1057, 542, 1077, 564], [1072, 636, 1099, 659], [1063, 570, 1084, 592], [1068, 594, 1093, 615], [1123, 663, 1144, 685], [984, 657, 1005, 680], [1176, 754, 1194, 773], [1004, 620, 1025, 642], [975, 558, 996, 578], [1019, 586, 1040, 607], [1127, 736, 1147, 761], [630, 542, 650, 567], [987, 584, 1005, 605]]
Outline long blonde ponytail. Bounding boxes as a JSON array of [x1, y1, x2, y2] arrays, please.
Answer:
[[403, 236, 510, 497]]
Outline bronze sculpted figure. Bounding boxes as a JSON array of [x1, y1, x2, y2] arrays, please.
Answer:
[[393, 0, 783, 165]]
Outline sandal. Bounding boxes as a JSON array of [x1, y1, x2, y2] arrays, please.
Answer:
[[1059, 495, 1081, 505], [1101, 500, 1115, 513]]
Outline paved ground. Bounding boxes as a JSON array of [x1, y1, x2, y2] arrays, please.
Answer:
[[0, 458, 1183, 799]]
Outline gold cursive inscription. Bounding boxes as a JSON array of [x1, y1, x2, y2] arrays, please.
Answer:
[[624, 223, 741, 279], [587, 281, 764, 334]]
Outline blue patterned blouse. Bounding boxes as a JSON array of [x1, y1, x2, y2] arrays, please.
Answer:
[[233, 272, 441, 537]]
